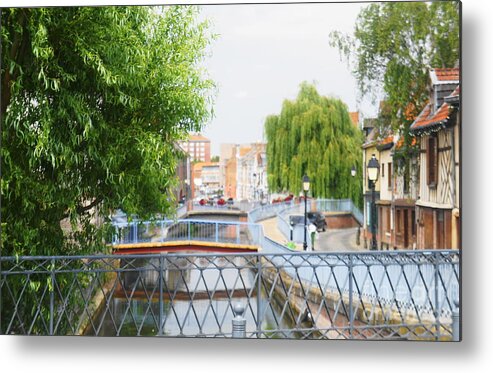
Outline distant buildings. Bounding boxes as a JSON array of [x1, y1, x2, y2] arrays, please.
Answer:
[[179, 134, 211, 162], [220, 142, 268, 201], [236, 143, 267, 201], [191, 161, 220, 199]]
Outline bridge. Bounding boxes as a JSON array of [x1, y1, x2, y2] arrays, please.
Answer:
[[0, 199, 460, 340]]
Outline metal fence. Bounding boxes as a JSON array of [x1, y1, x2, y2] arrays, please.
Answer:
[[0, 251, 459, 340], [112, 219, 263, 247]]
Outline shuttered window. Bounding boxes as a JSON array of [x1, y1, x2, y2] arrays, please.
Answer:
[[427, 136, 438, 186]]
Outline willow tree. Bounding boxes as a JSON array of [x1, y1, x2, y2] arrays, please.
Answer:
[[1, 6, 215, 258], [330, 1, 460, 133], [265, 82, 363, 207]]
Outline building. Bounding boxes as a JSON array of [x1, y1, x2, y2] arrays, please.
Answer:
[[391, 136, 419, 249], [410, 68, 460, 249], [235, 143, 267, 202], [179, 134, 211, 163], [191, 161, 220, 199], [224, 144, 251, 200], [349, 111, 360, 128], [375, 136, 394, 250], [219, 143, 236, 191]]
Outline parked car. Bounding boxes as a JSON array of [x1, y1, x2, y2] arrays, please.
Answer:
[[307, 212, 327, 232], [289, 215, 305, 226], [289, 212, 327, 232]]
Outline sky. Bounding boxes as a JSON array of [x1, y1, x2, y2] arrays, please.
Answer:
[[197, 3, 378, 156]]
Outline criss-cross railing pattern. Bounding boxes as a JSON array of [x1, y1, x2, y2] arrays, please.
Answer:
[[0, 251, 459, 339]]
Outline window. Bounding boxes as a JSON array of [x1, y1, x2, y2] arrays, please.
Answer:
[[387, 163, 392, 189], [404, 163, 410, 194], [427, 136, 438, 187], [381, 163, 385, 177]]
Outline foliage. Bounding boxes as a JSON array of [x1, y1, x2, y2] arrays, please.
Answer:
[[211, 155, 220, 162], [330, 1, 459, 132], [264, 82, 363, 207], [1, 6, 214, 335], [1, 6, 215, 258]]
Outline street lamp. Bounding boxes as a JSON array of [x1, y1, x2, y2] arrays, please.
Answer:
[[351, 165, 356, 177], [302, 175, 310, 251], [367, 154, 379, 251]]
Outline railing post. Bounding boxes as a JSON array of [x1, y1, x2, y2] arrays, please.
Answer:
[[348, 254, 354, 339], [434, 251, 441, 340], [133, 223, 138, 243], [256, 254, 262, 338], [49, 258, 55, 336], [452, 299, 460, 341], [158, 254, 164, 336], [236, 224, 240, 244], [232, 302, 246, 338], [187, 220, 191, 240], [215, 222, 219, 242]]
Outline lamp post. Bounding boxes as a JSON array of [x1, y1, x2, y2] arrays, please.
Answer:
[[351, 165, 356, 177], [367, 154, 379, 251], [252, 173, 257, 201], [302, 175, 310, 251]]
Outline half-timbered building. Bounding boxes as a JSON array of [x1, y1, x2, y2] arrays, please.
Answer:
[[410, 68, 460, 249], [391, 136, 419, 249]]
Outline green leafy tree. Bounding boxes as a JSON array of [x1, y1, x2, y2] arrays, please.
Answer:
[[330, 1, 459, 132], [265, 82, 363, 207], [1, 6, 214, 334], [1, 6, 214, 257]]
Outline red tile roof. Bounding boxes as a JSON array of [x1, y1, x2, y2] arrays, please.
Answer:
[[433, 68, 459, 81], [410, 103, 451, 131], [349, 112, 359, 127]]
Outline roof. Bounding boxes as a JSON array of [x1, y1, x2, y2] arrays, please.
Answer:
[[445, 85, 460, 104], [349, 112, 359, 127], [189, 134, 210, 142], [362, 127, 378, 149], [410, 102, 452, 134], [395, 136, 417, 150], [376, 135, 394, 151], [430, 68, 460, 85]]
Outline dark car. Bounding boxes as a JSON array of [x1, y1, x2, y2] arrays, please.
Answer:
[[289, 213, 326, 232], [289, 215, 305, 226], [307, 212, 327, 232]]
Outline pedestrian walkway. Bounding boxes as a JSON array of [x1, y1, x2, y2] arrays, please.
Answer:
[[259, 217, 304, 251]]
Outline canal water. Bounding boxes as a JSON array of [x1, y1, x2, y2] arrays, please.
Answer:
[[85, 254, 302, 338]]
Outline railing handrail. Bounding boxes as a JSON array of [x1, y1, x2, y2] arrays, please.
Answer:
[[0, 249, 460, 262]]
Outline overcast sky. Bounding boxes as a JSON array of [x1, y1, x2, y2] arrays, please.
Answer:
[[197, 3, 378, 156]]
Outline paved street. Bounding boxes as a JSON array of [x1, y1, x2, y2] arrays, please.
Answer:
[[312, 227, 362, 252], [260, 217, 365, 252]]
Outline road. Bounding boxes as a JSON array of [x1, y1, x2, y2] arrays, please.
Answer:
[[260, 217, 365, 252], [312, 227, 363, 252]]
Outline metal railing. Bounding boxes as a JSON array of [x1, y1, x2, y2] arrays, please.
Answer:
[[112, 219, 263, 247], [0, 250, 459, 339]]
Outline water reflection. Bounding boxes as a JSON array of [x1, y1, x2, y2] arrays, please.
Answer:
[[87, 255, 296, 337]]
